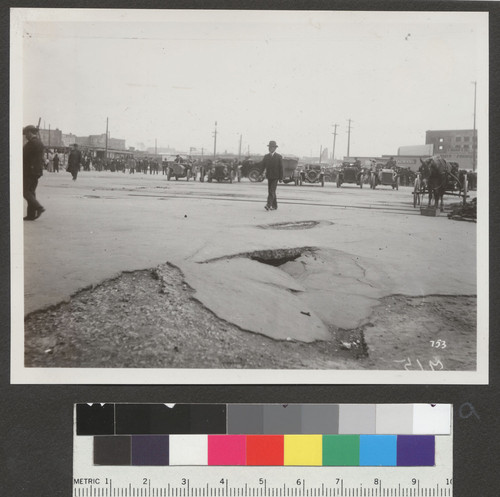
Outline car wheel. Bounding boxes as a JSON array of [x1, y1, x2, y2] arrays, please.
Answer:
[[248, 168, 262, 182]]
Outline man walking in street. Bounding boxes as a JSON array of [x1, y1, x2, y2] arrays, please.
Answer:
[[53, 152, 60, 172], [261, 140, 283, 211], [23, 125, 45, 220], [67, 143, 82, 181]]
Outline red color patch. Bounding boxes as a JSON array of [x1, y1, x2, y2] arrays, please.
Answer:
[[246, 435, 284, 466]]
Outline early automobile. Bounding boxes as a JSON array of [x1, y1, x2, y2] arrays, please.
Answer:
[[323, 166, 338, 183], [336, 162, 363, 188], [207, 160, 233, 183], [166, 160, 192, 181], [296, 163, 326, 186], [246, 156, 300, 185], [371, 168, 399, 190]]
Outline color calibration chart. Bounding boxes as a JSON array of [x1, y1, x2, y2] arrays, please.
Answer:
[[73, 404, 453, 496]]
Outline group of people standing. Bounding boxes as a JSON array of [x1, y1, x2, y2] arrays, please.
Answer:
[[23, 124, 286, 220]]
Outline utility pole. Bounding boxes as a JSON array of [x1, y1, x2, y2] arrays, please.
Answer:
[[319, 145, 323, 164], [155, 138, 157, 156], [472, 81, 477, 172], [48, 124, 51, 148], [332, 124, 338, 164], [238, 134, 242, 161], [213, 121, 218, 159], [105, 117, 109, 160], [347, 119, 353, 158], [201, 147, 204, 159]]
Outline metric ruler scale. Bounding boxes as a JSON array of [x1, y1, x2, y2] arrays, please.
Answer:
[[74, 404, 453, 497], [72, 478, 452, 497]]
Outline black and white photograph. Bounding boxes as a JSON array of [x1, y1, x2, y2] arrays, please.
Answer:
[[10, 8, 488, 384]]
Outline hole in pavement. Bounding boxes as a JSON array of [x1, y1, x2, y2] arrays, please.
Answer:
[[258, 220, 333, 230], [202, 247, 316, 267]]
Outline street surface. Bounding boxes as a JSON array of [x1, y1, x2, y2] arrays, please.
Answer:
[[22, 171, 477, 369]]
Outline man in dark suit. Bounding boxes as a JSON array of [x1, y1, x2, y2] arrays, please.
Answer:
[[261, 140, 283, 210], [23, 125, 45, 220], [67, 143, 82, 181]]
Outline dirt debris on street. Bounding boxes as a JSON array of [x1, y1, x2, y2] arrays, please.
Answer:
[[24, 262, 476, 370]]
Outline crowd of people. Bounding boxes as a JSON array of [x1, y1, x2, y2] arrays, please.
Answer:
[[23, 124, 478, 222]]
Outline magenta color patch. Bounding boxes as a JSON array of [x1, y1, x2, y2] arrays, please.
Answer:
[[208, 435, 246, 465]]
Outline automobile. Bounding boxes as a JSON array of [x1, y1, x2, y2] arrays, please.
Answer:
[[323, 166, 338, 183], [245, 156, 300, 184], [166, 160, 192, 181], [337, 162, 363, 188], [207, 160, 233, 183], [296, 163, 326, 186], [371, 168, 399, 190]]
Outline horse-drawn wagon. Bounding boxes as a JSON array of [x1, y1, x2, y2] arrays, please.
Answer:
[[412, 156, 468, 211]]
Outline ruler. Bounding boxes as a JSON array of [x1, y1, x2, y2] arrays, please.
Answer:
[[72, 471, 453, 497]]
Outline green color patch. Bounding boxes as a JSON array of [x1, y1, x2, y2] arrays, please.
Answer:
[[322, 435, 360, 466]]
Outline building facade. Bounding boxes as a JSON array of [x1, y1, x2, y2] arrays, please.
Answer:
[[425, 129, 476, 169]]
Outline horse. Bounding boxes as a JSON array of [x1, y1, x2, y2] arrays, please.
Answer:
[[419, 156, 452, 212]]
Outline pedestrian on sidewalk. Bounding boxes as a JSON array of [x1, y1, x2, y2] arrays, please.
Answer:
[[53, 152, 60, 172], [23, 125, 46, 220], [67, 143, 82, 181], [262, 140, 283, 211]]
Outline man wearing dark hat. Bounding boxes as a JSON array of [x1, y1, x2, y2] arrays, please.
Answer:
[[261, 140, 283, 210], [67, 143, 82, 181], [23, 125, 45, 220]]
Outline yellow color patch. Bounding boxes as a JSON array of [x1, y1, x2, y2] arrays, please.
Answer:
[[284, 435, 323, 466]]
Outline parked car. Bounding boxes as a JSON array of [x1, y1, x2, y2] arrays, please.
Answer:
[[323, 166, 338, 183], [371, 168, 399, 190], [166, 161, 192, 181], [296, 163, 326, 186], [207, 160, 233, 183], [245, 156, 300, 184], [337, 162, 363, 188]]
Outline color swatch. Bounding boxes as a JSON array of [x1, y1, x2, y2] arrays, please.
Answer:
[[78, 403, 450, 436], [92, 434, 436, 467], [77, 403, 450, 467]]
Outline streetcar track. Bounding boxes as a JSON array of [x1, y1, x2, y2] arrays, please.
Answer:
[[127, 192, 419, 213]]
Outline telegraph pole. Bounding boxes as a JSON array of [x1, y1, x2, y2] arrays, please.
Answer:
[[319, 145, 323, 163], [105, 117, 109, 160], [238, 134, 242, 161], [48, 124, 51, 148], [472, 81, 477, 172], [331, 124, 338, 164], [155, 138, 157, 156], [347, 119, 353, 158], [213, 121, 218, 159]]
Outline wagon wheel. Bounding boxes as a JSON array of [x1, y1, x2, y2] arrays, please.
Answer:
[[413, 177, 421, 208], [462, 173, 468, 206]]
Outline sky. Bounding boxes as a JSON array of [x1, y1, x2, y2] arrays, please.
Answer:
[[16, 9, 488, 158]]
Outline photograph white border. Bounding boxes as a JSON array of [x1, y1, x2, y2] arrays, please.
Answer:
[[10, 8, 489, 385]]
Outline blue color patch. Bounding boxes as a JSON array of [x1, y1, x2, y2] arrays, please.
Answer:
[[359, 435, 397, 466]]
